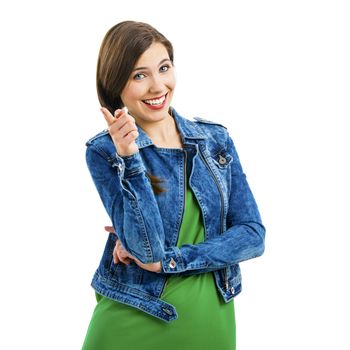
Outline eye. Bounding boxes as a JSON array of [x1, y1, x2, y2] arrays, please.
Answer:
[[159, 64, 170, 72], [133, 73, 146, 80]]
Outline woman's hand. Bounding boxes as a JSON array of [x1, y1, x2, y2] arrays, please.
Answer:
[[113, 239, 133, 265], [104, 226, 162, 273], [100, 106, 139, 157]]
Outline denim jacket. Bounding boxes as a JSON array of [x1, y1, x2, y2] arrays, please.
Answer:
[[85, 107, 265, 323]]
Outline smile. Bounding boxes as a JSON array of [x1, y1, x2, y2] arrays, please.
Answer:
[[142, 93, 167, 106]]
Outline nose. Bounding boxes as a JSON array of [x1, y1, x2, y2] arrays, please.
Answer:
[[148, 73, 165, 94]]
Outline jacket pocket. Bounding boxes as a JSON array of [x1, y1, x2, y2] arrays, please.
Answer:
[[211, 149, 233, 169]]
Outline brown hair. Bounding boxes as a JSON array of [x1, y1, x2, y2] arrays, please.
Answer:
[[96, 21, 173, 194], [96, 20, 173, 114]]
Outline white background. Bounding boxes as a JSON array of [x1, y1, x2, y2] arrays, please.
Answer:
[[0, 0, 349, 349]]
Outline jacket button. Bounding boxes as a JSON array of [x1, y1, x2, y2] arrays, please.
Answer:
[[169, 258, 177, 269], [230, 287, 235, 295], [219, 155, 227, 165]]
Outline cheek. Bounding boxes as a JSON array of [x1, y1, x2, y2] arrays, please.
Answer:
[[121, 83, 145, 103], [166, 72, 176, 89]]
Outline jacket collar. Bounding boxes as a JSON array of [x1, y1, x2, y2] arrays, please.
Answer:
[[135, 107, 206, 149]]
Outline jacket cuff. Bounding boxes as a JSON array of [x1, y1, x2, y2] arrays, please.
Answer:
[[111, 151, 146, 178], [161, 247, 185, 273]]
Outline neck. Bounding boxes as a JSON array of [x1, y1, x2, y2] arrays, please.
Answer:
[[137, 112, 181, 146]]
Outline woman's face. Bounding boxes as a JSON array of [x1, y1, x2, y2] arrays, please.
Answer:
[[120, 42, 176, 124]]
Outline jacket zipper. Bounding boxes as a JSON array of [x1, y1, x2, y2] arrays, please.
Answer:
[[198, 148, 229, 290], [183, 149, 187, 210], [160, 149, 187, 297]]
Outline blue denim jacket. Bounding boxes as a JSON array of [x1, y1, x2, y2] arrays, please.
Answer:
[[85, 107, 265, 322]]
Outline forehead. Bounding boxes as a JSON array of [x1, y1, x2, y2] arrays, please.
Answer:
[[135, 42, 170, 67]]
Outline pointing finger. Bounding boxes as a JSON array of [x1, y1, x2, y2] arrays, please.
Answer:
[[100, 107, 115, 126]]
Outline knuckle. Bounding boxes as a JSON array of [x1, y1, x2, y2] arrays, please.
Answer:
[[114, 109, 122, 117]]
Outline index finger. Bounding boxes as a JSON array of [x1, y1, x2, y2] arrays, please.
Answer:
[[100, 107, 115, 126]]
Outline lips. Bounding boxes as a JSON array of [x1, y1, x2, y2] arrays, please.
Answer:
[[142, 93, 168, 111], [142, 93, 168, 108]]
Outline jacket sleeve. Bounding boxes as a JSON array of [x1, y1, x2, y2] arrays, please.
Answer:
[[159, 132, 266, 274], [86, 143, 165, 264]]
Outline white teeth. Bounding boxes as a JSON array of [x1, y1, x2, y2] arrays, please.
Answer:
[[144, 95, 166, 105]]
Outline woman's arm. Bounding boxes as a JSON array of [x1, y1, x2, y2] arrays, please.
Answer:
[[86, 143, 165, 264], [159, 132, 266, 274]]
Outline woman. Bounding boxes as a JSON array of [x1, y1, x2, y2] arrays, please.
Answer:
[[82, 20, 265, 350]]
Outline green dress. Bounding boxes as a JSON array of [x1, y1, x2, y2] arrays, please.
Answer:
[[82, 174, 236, 350]]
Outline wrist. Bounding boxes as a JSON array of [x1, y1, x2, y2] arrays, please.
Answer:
[[115, 143, 139, 157]]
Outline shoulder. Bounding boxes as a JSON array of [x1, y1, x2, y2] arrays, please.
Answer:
[[86, 129, 109, 146], [85, 129, 116, 160], [192, 116, 230, 147], [193, 116, 227, 130]]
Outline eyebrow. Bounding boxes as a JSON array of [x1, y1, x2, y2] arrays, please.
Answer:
[[132, 58, 172, 72]]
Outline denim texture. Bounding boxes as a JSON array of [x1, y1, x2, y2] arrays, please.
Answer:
[[85, 107, 265, 322]]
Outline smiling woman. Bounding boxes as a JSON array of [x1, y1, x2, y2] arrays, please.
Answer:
[[120, 42, 176, 125], [96, 21, 174, 115], [82, 20, 265, 350]]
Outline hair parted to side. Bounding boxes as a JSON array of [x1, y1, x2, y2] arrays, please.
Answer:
[[96, 21, 173, 194], [96, 20, 174, 115]]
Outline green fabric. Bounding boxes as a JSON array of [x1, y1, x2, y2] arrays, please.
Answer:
[[82, 175, 236, 350]]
